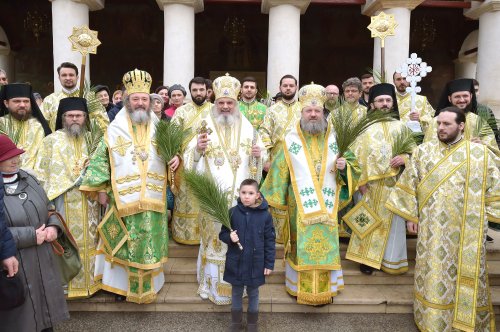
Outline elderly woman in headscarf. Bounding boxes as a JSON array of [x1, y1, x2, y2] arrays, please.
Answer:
[[151, 93, 169, 121], [0, 134, 69, 332]]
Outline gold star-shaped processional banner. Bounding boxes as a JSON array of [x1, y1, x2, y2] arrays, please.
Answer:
[[69, 25, 101, 55], [367, 11, 397, 48]]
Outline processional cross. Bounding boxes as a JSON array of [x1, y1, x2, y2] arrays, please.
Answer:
[[68, 25, 101, 97], [397, 53, 433, 132], [367, 11, 397, 82]]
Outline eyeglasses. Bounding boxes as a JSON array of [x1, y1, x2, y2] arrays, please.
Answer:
[[64, 114, 84, 119]]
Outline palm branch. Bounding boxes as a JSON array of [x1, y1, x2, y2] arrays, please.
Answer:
[[392, 129, 416, 157], [331, 107, 395, 158], [84, 119, 104, 157], [183, 169, 243, 250], [155, 121, 191, 162], [476, 107, 499, 138], [83, 82, 106, 116], [257, 90, 273, 107], [1, 116, 23, 145], [412, 132, 425, 145]]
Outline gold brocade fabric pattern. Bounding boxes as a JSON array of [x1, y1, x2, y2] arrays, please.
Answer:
[[330, 103, 367, 124], [424, 112, 500, 164], [396, 93, 435, 133], [170, 102, 213, 244], [346, 121, 415, 271], [0, 115, 45, 171], [258, 100, 302, 243], [386, 139, 500, 332], [35, 130, 101, 298]]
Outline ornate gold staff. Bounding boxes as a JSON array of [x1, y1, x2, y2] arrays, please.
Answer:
[[68, 25, 101, 97], [367, 11, 397, 82]]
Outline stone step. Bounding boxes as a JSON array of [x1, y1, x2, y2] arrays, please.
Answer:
[[67, 283, 500, 315], [168, 238, 500, 261], [163, 257, 500, 286]]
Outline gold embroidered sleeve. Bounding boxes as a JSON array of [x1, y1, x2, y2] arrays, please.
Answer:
[[385, 147, 420, 223]]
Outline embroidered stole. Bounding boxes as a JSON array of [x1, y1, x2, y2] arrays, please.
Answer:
[[106, 109, 167, 217], [284, 122, 338, 226]]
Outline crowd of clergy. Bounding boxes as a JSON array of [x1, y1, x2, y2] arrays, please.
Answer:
[[0, 61, 499, 332]]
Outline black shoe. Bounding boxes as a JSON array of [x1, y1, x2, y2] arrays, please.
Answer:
[[115, 294, 126, 302], [487, 235, 494, 243], [360, 264, 374, 275]]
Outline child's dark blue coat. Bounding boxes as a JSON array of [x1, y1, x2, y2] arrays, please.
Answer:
[[219, 196, 276, 287]]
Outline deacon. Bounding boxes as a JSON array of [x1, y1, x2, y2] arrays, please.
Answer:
[[239, 76, 267, 129], [386, 106, 500, 332], [393, 72, 435, 132], [80, 69, 169, 303], [0, 83, 51, 170], [258, 74, 301, 243], [260, 83, 359, 305], [186, 74, 266, 304], [346, 83, 416, 275], [424, 78, 500, 158], [170, 77, 213, 245], [42, 62, 108, 131], [35, 97, 102, 298]]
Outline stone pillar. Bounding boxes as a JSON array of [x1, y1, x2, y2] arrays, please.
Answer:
[[157, 0, 203, 91], [454, 59, 477, 79], [262, 0, 311, 96], [362, 0, 424, 82], [466, 0, 500, 116], [454, 29, 478, 79], [49, 0, 104, 91], [0, 26, 14, 81]]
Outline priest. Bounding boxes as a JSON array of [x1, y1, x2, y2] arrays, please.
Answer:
[[258, 74, 301, 243], [35, 97, 102, 298], [170, 77, 213, 245], [80, 69, 169, 303], [386, 106, 500, 332], [0, 83, 51, 171], [424, 78, 500, 159], [185, 73, 266, 304], [345, 83, 416, 276], [261, 83, 359, 305]]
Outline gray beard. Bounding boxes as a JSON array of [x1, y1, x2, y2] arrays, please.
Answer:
[[65, 123, 85, 138], [128, 109, 151, 124], [300, 117, 327, 135]]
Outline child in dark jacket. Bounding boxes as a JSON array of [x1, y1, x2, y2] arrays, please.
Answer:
[[219, 179, 276, 332]]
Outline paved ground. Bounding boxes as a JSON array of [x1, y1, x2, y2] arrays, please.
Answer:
[[56, 312, 420, 332]]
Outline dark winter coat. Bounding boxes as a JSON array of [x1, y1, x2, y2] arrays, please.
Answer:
[[0, 170, 69, 332], [219, 197, 275, 287], [0, 176, 16, 261]]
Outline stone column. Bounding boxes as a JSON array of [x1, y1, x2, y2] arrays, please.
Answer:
[[157, 0, 203, 91], [0, 26, 14, 81], [49, 0, 104, 91], [466, 0, 500, 116], [362, 0, 424, 81], [262, 0, 311, 96], [454, 29, 478, 79]]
